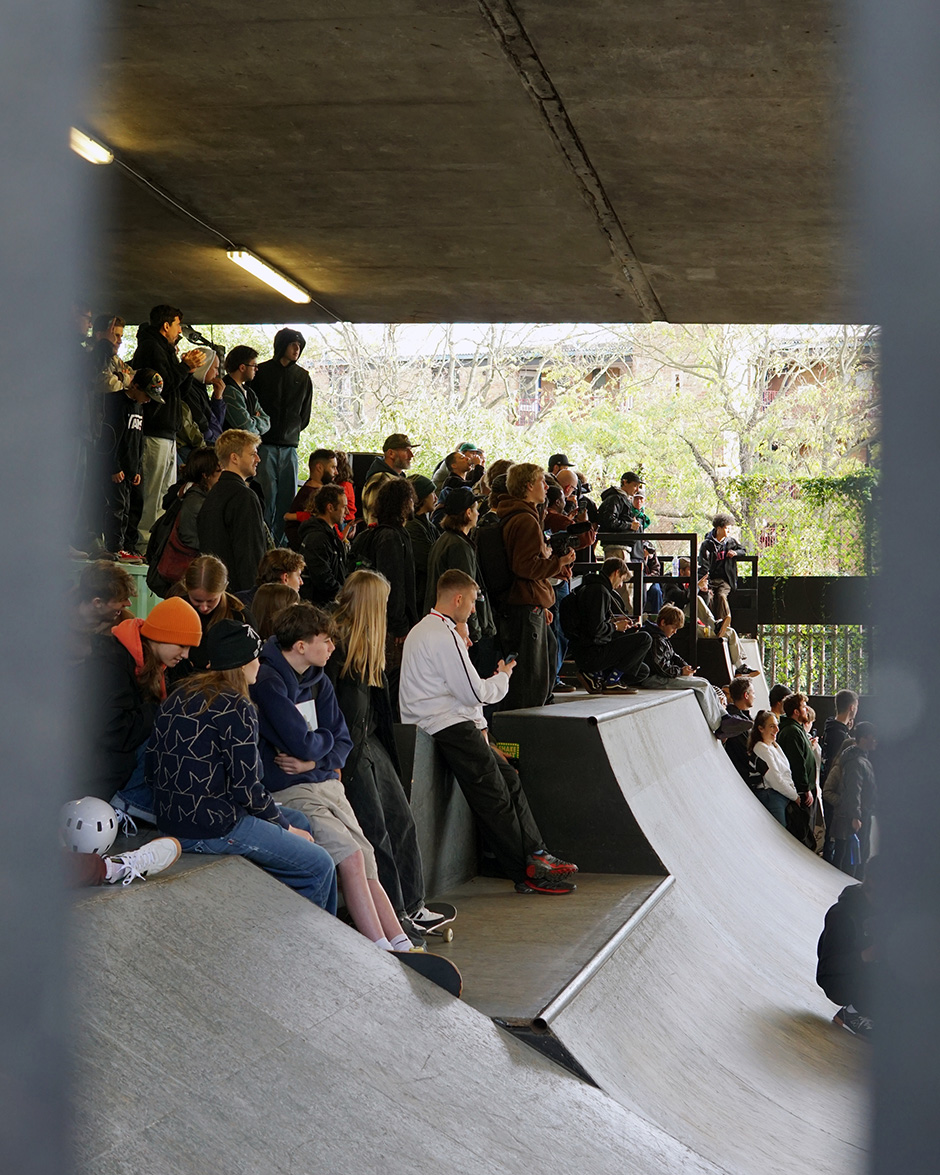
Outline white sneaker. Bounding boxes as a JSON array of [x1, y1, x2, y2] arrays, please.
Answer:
[[106, 838, 181, 886]]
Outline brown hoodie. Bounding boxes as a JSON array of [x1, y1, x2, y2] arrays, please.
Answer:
[[495, 497, 567, 608]]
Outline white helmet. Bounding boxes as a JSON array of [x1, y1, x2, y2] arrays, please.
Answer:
[[60, 797, 120, 856]]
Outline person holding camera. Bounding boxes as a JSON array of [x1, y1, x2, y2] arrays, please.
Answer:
[[560, 557, 652, 694], [495, 463, 576, 710], [545, 484, 596, 692]]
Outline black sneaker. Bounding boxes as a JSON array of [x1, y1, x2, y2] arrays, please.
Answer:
[[576, 671, 603, 695], [553, 680, 577, 693], [526, 849, 578, 877], [833, 1006, 872, 1040], [515, 875, 577, 895]]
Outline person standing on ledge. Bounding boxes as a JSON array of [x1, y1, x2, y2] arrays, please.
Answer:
[[251, 329, 312, 545]]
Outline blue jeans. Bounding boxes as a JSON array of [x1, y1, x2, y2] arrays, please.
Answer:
[[552, 579, 570, 681], [257, 444, 298, 545], [757, 788, 789, 826], [111, 742, 156, 823], [178, 813, 338, 914]]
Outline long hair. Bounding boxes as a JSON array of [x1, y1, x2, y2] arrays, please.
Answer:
[[748, 709, 775, 754], [171, 555, 244, 629], [137, 638, 168, 701], [334, 450, 353, 484], [177, 667, 251, 711], [332, 570, 390, 687], [252, 584, 300, 640]]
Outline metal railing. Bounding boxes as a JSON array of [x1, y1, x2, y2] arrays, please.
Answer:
[[758, 624, 871, 696]]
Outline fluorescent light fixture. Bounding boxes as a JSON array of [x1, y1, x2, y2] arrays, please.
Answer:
[[226, 248, 311, 304], [70, 127, 113, 165]]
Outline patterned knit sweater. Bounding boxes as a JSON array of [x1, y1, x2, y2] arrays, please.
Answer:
[[149, 688, 289, 839]]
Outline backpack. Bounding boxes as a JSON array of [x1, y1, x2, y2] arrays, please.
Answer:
[[347, 524, 381, 574], [474, 516, 515, 612], [822, 742, 854, 807], [145, 493, 195, 597]]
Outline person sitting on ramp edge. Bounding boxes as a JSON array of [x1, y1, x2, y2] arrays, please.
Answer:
[[400, 569, 578, 895]]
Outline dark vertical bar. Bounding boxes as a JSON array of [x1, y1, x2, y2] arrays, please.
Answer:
[[854, 0, 940, 1170], [0, 0, 86, 1171]]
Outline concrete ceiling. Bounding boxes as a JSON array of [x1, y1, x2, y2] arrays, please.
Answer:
[[84, 0, 849, 324]]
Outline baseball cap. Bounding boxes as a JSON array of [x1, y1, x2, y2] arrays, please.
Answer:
[[382, 433, 418, 452], [548, 453, 570, 468]]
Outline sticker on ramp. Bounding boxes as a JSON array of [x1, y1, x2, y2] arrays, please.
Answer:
[[491, 741, 520, 759]]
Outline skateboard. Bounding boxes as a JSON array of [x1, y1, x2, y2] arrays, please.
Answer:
[[421, 901, 457, 943], [392, 950, 463, 998]]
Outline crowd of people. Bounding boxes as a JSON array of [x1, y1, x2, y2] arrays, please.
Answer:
[[66, 305, 874, 1024]]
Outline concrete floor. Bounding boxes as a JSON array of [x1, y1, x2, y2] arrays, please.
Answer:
[[426, 873, 663, 1019]]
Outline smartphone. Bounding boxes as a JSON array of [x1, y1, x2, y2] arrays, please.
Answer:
[[503, 651, 518, 664]]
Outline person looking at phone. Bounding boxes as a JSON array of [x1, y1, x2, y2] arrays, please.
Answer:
[[399, 569, 579, 895], [638, 604, 726, 732], [560, 557, 652, 694]]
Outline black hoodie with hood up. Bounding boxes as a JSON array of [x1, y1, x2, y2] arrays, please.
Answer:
[[251, 328, 313, 446]]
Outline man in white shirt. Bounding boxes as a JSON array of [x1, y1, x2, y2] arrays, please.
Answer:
[[400, 569, 578, 895]]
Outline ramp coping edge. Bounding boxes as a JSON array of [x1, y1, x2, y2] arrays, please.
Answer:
[[535, 874, 676, 1027]]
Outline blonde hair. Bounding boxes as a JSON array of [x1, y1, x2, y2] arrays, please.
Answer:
[[332, 570, 390, 687], [178, 667, 250, 711], [216, 428, 259, 464], [361, 471, 396, 525], [252, 584, 301, 639], [506, 462, 544, 499]]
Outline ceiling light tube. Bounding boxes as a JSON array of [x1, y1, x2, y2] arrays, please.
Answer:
[[70, 127, 113, 165], [226, 248, 311, 304]]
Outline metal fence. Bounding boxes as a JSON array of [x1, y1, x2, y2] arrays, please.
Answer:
[[757, 624, 871, 696]]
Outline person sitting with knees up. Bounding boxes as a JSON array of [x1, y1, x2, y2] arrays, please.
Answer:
[[638, 604, 726, 732], [81, 596, 203, 824], [816, 856, 880, 1040], [250, 604, 419, 951], [400, 568, 579, 895], [149, 619, 337, 914], [560, 556, 652, 695]]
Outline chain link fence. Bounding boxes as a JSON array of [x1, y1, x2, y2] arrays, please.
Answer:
[[757, 624, 871, 695]]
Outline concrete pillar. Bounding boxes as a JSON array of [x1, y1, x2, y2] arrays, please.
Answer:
[[0, 0, 87, 1171], [854, 1, 940, 1170]]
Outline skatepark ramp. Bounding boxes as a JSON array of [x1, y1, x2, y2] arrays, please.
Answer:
[[70, 690, 867, 1174], [492, 692, 868, 1175], [69, 853, 726, 1175]]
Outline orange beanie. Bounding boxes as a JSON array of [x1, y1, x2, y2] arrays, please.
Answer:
[[140, 597, 203, 646]]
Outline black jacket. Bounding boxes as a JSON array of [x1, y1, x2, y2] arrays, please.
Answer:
[[404, 514, 439, 616], [99, 391, 144, 476], [821, 717, 852, 783], [830, 743, 876, 839], [565, 572, 626, 647], [325, 644, 404, 791], [597, 486, 639, 533], [816, 881, 876, 1008], [80, 632, 157, 800], [722, 703, 753, 782], [641, 619, 688, 679], [424, 528, 495, 642], [348, 524, 417, 637], [299, 516, 348, 606], [197, 471, 268, 593], [698, 530, 746, 589], [131, 322, 192, 440], [365, 456, 403, 481], [250, 328, 312, 446]]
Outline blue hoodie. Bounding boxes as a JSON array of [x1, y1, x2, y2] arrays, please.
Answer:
[[251, 636, 353, 791]]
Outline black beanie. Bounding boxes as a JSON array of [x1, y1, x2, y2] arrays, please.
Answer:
[[204, 620, 263, 670]]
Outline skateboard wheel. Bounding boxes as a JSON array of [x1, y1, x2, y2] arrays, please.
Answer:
[[442, 927, 454, 943]]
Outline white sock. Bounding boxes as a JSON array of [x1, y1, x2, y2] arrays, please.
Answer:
[[389, 933, 413, 952], [374, 937, 394, 951], [103, 857, 126, 884]]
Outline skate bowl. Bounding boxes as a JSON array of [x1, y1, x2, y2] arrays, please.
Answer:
[[69, 689, 867, 1174]]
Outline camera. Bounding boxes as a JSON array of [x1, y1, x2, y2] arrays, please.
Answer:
[[546, 520, 593, 555]]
